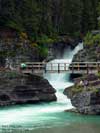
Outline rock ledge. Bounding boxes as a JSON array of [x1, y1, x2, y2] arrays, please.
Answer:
[[0, 71, 57, 106]]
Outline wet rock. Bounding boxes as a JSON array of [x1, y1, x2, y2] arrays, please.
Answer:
[[0, 71, 57, 106], [64, 74, 100, 115], [72, 44, 100, 62], [65, 108, 79, 114], [0, 94, 10, 101]]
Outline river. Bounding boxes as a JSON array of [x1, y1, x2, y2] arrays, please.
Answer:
[[0, 43, 100, 133]]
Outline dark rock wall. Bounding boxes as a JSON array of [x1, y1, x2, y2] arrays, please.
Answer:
[[64, 74, 100, 115], [0, 38, 80, 67], [0, 71, 57, 106], [72, 44, 100, 62]]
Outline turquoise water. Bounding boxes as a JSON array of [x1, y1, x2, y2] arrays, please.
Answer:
[[0, 104, 100, 133], [1, 43, 100, 133]]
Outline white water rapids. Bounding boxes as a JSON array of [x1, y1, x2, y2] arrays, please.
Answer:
[[0, 42, 83, 129], [44, 42, 83, 111]]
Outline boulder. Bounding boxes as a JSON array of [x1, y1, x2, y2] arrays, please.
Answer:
[[0, 71, 57, 106], [64, 74, 100, 115]]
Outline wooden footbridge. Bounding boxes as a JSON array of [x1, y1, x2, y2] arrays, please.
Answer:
[[19, 62, 100, 75]]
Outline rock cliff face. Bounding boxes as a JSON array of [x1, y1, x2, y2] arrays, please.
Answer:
[[46, 38, 81, 62], [65, 39, 100, 115], [0, 39, 40, 67], [64, 74, 100, 115], [0, 38, 80, 67], [0, 71, 57, 106], [72, 44, 100, 62]]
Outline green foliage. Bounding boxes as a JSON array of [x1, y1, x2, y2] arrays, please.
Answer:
[[6, 21, 24, 33], [0, 0, 99, 61], [37, 44, 48, 58], [71, 85, 83, 95], [93, 34, 100, 44], [0, 0, 99, 39], [71, 84, 98, 96], [96, 72, 100, 78], [84, 32, 100, 46], [97, 2, 100, 28], [84, 32, 94, 46], [81, 0, 99, 33], [37, 35, 54, 44]]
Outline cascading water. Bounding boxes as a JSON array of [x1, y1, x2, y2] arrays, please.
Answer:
[[44, 42, 83, 111], [0, 42, 84, 131]]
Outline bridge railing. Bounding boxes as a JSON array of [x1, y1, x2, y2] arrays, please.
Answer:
[[19, 62, 100, 74], [69, 62, 100, 74]]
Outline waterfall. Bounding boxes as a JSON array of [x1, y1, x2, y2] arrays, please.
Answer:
[[44, 42, 83, 110]]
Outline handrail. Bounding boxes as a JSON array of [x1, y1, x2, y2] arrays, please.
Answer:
[[19, 62, 100, 74], [24, 62, 100, 64]]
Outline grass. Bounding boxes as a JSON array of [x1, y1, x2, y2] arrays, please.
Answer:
[[71, 84, 99, 96]]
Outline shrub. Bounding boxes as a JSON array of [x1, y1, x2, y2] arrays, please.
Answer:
[[38, 45, 48, 58], [20, 32, 28, 40], [84, 32, 94, 46], [71, 85, 83, 95], [30, 42, 38, 48], [84, 32, 100, 46], [37, 34, 54, 44]]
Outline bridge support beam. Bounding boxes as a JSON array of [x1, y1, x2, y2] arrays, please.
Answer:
[[64, 63, 66, 71], [72, 64, 74, 73], [31, 65, 34, 74], [87, 63, 89, 75], [58, 63, 60, 73], [44, 64, 47, 73], [97, 64, 100, 73]]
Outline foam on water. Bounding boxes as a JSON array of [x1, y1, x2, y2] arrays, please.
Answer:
[[44, 42, 83, 110], [0, 42, 83, 128]]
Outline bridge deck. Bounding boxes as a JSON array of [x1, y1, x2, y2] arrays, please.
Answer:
[[19, 62, 100, 74]]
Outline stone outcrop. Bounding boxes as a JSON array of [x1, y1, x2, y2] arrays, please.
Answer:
[[0, 39, 40, 67], [66, 38, 100, 115], [46, 38, 81, 62], [72, 44, 100, 62], [0, 71, 57, 106], [64, 74, 100, 115], [0, 38, 81, 67]]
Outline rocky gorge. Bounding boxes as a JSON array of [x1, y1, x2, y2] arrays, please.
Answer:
[[0, 36, 81, 107]]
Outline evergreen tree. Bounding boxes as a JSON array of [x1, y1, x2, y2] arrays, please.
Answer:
[[0, 0, 99, 38]]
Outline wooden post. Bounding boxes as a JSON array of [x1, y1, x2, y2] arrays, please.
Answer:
[[64, 63, 66, 71], [97, 63, 99, 73], [72, 63, 74, 73], [18, 65, 22, 73], [44, 63, 47, 73], [32, 64, 34, 74], [39, 63, 41, 71], [51, 63, 53, 72], [78, 63, 80, 71], [87, 63, 89, 75], [58, 63, 60, 73], [50, 63, 53, 72]]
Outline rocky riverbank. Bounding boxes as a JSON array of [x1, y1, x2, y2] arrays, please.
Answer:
[[65, 34, 100, 115], [0, 71, 57, 106], [64, 74, 100, 115]]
